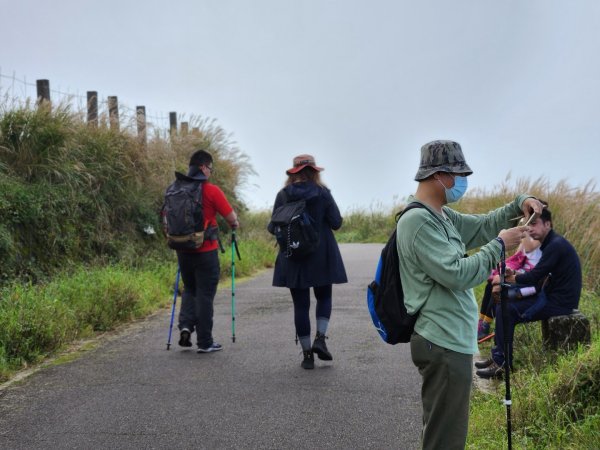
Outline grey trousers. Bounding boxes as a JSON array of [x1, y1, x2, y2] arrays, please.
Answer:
[[410, 333, 473, 450]]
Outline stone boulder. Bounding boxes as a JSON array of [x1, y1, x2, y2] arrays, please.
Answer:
[[541, 310, 591, 351]]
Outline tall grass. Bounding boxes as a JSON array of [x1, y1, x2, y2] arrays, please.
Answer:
[[335, 202, 396, 243]]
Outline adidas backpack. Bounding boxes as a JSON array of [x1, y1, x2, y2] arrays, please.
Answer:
[[367, 203, 431, 344], [161, 172, 206, 250], [270, 193, 319, 261]]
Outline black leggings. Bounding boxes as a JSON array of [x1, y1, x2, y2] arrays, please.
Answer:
[[290, 285, 332, 337]]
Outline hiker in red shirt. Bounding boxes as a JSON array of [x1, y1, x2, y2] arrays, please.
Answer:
[[177, 149, 239, 353]]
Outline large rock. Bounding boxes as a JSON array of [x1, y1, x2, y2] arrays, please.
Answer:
[[541, 310, 591, 351]]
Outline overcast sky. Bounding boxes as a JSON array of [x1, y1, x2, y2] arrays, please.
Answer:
[[1, 1, 599, 211]]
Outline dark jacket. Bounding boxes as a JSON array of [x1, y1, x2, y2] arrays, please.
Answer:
[[516, 229, 582, 310], [268, 182, 348, 289]]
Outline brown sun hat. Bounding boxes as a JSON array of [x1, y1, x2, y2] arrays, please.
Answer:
[[286, 154, 324, 174]]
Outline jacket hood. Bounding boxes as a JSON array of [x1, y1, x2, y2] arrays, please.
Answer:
[[174, 171, 207, 182], [187, 165, 209, 181], [284, 182, 321, 201]]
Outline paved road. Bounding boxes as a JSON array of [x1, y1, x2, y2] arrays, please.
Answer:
[[0, 244, 422, 449]]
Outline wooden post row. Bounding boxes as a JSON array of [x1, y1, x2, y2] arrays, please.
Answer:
[[137, 106, 147, 144], [108, 96, 119, 131], [169, 112, 177, 137], [36, 79, 51, 106], [87, 91, 98, 127], [33, 79, 176, 145]]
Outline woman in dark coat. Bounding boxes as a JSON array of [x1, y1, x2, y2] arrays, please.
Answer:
[[268, 154, 347, 369]]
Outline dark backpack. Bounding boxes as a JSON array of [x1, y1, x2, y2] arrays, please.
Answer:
[[367, 203, 441, 344], [270, 193, 319, 261], [161, 172, 206, 250]]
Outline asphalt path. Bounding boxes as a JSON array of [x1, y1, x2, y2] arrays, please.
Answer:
[[0, 243, 422, 449]]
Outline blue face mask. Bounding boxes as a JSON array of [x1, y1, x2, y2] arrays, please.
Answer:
[[439, 175, 468, 203]]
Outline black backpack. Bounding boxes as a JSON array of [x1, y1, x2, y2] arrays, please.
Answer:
[[270, 193, 319, 261], [161, 172, 206, 250], [367, 203, 443, 344]]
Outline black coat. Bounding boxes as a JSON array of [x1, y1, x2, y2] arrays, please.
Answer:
[[268, 182, 348, 289]]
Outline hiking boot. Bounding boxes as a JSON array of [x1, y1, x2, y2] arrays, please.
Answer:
[[301, 350, 314, 370], [312, 332, 333, 361], [474, 358, 494, 369], [476, 361, 504, 379], [197, 342, 223, 353], [178, 329, 192, 348], [477, 320, 491, 340]]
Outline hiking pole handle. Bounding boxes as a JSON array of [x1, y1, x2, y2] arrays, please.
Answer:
[[232, 230, 241, 260]]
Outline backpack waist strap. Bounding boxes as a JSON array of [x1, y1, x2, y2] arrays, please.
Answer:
[[167, 225, 219, 243]]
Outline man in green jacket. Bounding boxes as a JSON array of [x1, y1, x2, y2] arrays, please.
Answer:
[[397, 140, 544, 450]]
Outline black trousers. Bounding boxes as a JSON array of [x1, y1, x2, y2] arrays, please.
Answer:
[[177, 249, 220, 348]]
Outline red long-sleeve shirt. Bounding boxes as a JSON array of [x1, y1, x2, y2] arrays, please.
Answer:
[[192, 182, 233, 253]]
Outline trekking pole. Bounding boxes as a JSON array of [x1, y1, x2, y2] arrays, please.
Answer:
[[231, 230, 242, 342], [166, 267, 180, 350], [498, 242, 513, 450]]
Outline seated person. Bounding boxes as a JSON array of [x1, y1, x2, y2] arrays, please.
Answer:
[[477, 231, 542, 340], [476, 206, 582, 378]]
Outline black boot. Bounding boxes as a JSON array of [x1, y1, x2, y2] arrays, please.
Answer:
[[312, 332, 333, 361], [301, 350, 314, 369]]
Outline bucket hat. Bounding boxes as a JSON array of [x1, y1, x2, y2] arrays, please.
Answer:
[[414, 140, 473, 181], [286, 154, 324, 175]]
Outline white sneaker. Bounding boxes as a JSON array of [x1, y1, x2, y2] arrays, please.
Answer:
[[197, 342, 223, 353]]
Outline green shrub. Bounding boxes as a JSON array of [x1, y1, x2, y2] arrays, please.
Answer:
[[0, 263, 174, 381], [0, 283, 78, 367]]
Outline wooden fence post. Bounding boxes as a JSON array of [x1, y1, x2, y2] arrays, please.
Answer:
[[181, 122, 189, 136], [36, 79, 51, 106], [192, 127, 200, 136], [169, 112, 177, 137], [136, 106, 147, 145], [87, 91, 98, 127], [108, 96, 119, 131]]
